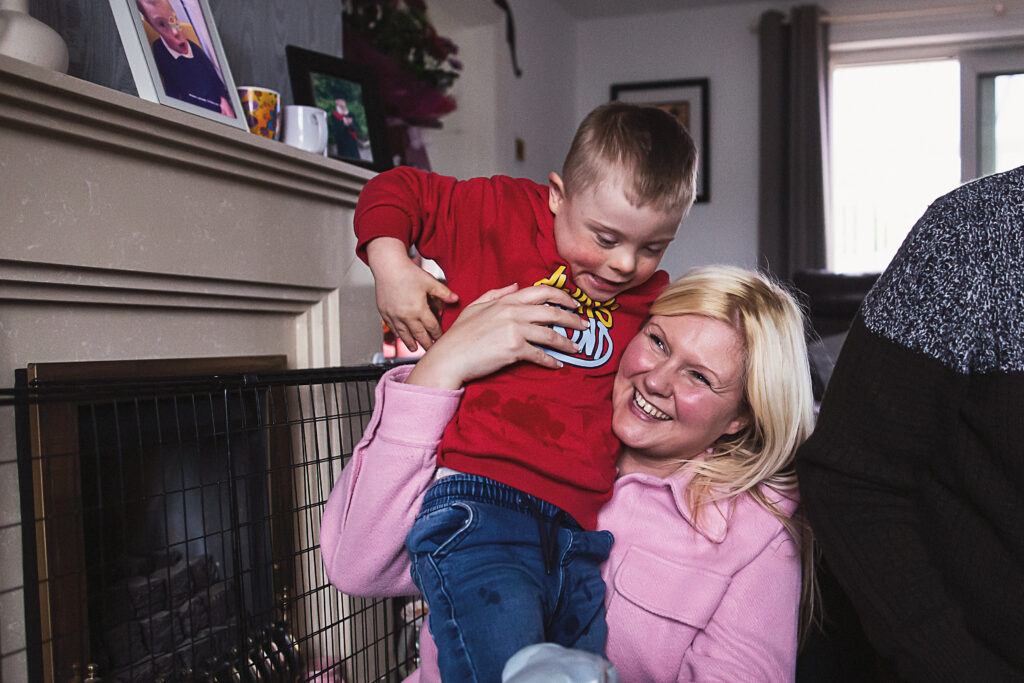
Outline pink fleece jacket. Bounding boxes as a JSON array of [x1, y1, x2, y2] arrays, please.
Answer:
[[321, 367, 801, 682]]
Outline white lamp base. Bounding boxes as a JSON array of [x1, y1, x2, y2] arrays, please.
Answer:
[[0, 7, 69, 73]]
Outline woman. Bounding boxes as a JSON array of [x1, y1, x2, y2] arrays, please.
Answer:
[[322, 265, 816, 681]]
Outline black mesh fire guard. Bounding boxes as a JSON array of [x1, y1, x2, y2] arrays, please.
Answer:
[[3, 360, 424, 683]]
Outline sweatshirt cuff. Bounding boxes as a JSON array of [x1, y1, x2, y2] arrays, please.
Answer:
[[355, 206, 414, 264], [377, 365, 463, 443]]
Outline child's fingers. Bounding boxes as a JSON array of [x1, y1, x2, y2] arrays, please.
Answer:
[[414, 326, 437, 351], [428, 281, 460, 304], [422, 315, 444, 344], [385, 306, 443, 352], [397, 331, 420, 353], [392, 320, 422, 352], [409, 323, 437, 351]]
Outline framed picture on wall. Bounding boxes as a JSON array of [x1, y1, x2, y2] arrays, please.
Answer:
[[108, 0, 247, 129], [285, 45, 391, 172], [610, 78, 710, 203]]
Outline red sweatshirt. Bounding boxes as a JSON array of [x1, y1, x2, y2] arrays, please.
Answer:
[[355, 167, 668, 528]]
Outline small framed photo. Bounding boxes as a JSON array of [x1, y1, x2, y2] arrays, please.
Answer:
[[286, 45, 391, 172], [611, 78, 710, 203], [108, 0, 247, 129]]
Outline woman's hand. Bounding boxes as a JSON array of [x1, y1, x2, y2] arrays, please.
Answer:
[[406, 284, 588, 390]]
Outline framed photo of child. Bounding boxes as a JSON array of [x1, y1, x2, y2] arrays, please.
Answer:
[[108, 0, 247, 130], [286, 45, 391, 172], [611, 78, 710, 203]]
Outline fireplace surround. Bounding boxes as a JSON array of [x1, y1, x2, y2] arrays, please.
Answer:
[[1, 53, 386, 682]]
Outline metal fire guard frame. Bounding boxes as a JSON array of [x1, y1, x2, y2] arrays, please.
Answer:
[[2, 362, 424, 683]]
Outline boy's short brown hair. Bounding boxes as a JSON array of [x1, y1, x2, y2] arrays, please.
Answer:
[[562, 102, 698, 214]]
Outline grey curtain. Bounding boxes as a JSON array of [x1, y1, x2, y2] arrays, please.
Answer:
[[758, 5, 830, 279]]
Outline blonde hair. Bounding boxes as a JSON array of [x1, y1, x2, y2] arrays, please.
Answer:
[[562, 102, 698, 215], [649, 265, 818, 640]]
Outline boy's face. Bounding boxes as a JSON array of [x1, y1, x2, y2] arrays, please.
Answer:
[[549, 167, 681, 302], [143, 0, 189, 55]]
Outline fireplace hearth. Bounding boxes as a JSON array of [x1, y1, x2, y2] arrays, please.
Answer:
[[9, 357, 421, 683]]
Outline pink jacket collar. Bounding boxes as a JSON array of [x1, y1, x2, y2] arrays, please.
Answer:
[[619, 459, 798, 545]]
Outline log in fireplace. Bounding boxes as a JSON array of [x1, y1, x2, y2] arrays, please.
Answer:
[[10, 357, 421, 683]]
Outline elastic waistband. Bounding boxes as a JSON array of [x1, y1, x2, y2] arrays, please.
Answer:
[[421, 473, 582, 529]]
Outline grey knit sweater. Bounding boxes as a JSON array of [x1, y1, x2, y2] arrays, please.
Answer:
[[863, 165, 1024, 374], [797, 165, 1024, 682]]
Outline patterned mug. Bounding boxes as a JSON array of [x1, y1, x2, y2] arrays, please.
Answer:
[[237, 86, 281, 140]]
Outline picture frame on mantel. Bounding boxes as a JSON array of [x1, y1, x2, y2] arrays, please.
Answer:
[[286, 45, 391, 172], [108, 0, 247, 130], [611, 78, 710, 203]]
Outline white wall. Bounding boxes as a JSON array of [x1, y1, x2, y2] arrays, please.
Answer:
[[426, 20, 503, 179], [576, 1, 766, 276], [429, 0, 578, 182], [494, 0, 579, 181]]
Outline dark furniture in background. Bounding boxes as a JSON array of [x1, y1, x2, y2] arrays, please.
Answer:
[[793, 270, 880, 337], [792, 270, 880, 402]]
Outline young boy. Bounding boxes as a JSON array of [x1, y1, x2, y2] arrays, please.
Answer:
[[136, 0, 234, 116], [329, 98, 362, 160], [353, 102, 697, 681]]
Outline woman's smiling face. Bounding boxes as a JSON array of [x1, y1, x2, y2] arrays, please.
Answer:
[[612, 313, 750, 477]]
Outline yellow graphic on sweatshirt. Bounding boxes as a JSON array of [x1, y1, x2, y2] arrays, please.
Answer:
[[533, 266, 619, 368]]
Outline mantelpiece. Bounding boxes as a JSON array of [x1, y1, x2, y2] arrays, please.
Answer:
[[0, 53, 380, 681], [0, 52, 382, 374]]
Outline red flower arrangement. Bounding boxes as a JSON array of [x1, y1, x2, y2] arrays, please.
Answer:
[[342, 0, 463, 125]]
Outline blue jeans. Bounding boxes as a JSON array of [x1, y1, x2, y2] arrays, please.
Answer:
[[406, 473, 614, 683]]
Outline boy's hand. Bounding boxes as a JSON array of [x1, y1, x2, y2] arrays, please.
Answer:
[[366, 237, 459, 350]]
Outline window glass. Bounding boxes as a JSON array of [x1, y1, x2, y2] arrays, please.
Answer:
[[829, 60, 961, 274], [979, 72, 1024, 175]]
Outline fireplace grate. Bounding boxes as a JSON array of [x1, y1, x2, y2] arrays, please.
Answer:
[[3, 362, 423, 683]]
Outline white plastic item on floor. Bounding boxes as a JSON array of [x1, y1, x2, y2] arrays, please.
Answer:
[[502, 643, 620, 683]]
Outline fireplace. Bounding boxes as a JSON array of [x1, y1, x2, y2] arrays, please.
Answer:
[[1, 54, 388, 683], [14, 356, 422, 682]]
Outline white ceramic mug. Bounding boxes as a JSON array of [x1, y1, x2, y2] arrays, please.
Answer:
[[282, 105, 329, 155]]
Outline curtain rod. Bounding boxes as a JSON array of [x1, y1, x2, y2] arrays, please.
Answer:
[[751, 2, 1008, 31], [825, 2, 1007, 25]]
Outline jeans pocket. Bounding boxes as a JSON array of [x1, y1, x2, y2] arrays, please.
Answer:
[[405, 502, 475, 561], [564, 528, 615, 566]]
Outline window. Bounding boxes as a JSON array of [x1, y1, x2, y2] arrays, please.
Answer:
[[978, 72, 1024, 175], [829, 60, 961, 274], [828, 48, 1024, 274]]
